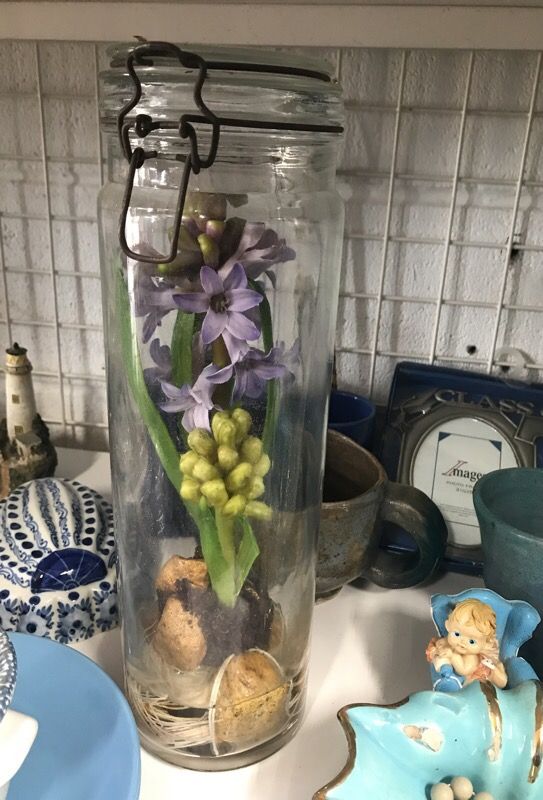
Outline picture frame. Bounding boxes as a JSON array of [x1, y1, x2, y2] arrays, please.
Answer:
[[379, 362, 543, 574]]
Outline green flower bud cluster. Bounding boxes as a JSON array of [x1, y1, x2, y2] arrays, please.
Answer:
[[180, 408, 272, 521]]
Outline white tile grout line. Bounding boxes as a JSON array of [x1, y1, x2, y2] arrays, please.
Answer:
[[5, 267, 100, 278], [0, 216, 12, 345], [336, 169, 543, 188], [338, 293, 543, 313], [0, 367, 105, 381], [336, 347, 543, 371], [428, 50, 475, 365], [366, 49, 407, 397], [487, 51, 543, 373], [34, 41, 68, 432]]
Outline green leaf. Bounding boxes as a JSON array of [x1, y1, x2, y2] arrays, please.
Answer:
[[197, 502, 236, 607], [117, 272, 182, 493], [171, 311, 195, 388], [235, 517, 260, 595]]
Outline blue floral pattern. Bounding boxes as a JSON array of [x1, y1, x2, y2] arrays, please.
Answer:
[[0, 596, 18, 631], [0, 479, 119, 643], [57, 598, 95, 644], [93, 587, 118, 633], [0, 627, 16, 724], [17, 602, 54, 637]]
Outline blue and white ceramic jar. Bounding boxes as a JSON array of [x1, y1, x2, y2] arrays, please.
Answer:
[[0, 478, 118, 643], [0, 627, 38, 800]]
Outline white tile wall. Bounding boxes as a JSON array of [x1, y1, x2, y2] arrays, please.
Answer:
[[1, 42, 543, 450]]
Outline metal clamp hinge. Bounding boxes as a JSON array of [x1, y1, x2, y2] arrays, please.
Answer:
[[116, 40, 343, 264]]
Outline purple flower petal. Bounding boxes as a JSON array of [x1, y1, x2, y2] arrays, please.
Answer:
[[149, 337, 162, 364], [219, 224, 265, 278], [149, 339, 171, 372], [182, 407, 197, 432], [159, 400, 180, 413], [173, 292, 209, 313], [159, 382, 194, 411], [229, 341, 298, 401], [264, 269, 277, 289], [245, 371, 266, 399], [226, 288, 263, 312], [222, 262, 247, 292], [254, 362, 287, 380], [219, 223, 295, 282], [201, 309, 227, 345], [222, 330, 250, 363], [191, 377, 214, 406], [142, 312, 159, 345], [160, 363, 231, 429], [134, 265, 179, 343], [232, 370, 248, 400], [239, 222, 267, 250], [192, 403, 211, 431], [202, 364, 234, 384], [243, 246, 296, 281], [200, 265, 224, 297], [160, 381, 185, 400], [226, 311, 261, 342], [145, 339, 172, 385]]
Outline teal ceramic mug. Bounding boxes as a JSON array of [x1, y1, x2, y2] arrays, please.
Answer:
[[473, 467, 543, 677]]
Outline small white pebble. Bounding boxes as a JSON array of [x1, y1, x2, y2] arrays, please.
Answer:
[[430, 784, 455, 800], [473, 794, 494, 800], [450, 776, 474, 800]]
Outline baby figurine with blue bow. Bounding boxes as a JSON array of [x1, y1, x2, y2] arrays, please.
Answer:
[[426, 598, 507, 689]]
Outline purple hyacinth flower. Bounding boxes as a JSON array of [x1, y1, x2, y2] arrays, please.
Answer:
[[219, 222, 296, 282], [134, 270, 179, 344], [173, 263, 263, 360], [143, 338, 172, 385], [232, 342, 298, 400], [159, 363, 233, 432]]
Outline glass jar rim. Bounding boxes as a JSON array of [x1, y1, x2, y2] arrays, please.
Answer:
[[99, 41, 344, 135]]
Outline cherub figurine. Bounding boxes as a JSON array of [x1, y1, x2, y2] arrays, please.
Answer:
[[426, 598, 507, 689]]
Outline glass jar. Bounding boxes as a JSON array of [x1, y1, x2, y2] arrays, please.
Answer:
[[98, 43, 344, 770]]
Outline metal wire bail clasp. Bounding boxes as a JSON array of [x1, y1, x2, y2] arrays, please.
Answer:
[[117, 41, 221, 264]]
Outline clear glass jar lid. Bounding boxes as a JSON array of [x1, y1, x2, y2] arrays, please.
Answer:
[[100, 42, 344, 135]]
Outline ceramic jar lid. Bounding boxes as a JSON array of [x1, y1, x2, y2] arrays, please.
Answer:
[[0, 478, 118, 643]]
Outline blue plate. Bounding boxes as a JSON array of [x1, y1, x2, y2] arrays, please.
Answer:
[[8, 632, 140, 800]]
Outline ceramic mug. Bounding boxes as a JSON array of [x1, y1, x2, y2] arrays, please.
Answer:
[[327, 390, 376, 448], [317, 430, 447, 599], [473, 467, 543, 678]]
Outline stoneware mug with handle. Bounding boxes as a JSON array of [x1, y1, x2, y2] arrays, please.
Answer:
[[317, 430, 448, 599]]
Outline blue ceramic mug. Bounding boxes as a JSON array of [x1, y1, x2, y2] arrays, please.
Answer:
[[473, 468, 543, 677], [328, 390, 376, 448]]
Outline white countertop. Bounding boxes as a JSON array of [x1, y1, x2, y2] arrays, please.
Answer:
[[57, 447, 479, 800]]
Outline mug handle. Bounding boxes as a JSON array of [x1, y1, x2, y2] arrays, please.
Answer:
[[362, 481, 447, 589]]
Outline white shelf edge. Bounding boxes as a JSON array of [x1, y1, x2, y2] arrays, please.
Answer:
[[2, 2, 543, 49]]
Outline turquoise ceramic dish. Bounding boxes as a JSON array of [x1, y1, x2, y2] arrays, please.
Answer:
[[315, 680, 543, 800]]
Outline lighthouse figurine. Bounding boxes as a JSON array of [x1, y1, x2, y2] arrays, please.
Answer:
[[0, 343, 57, 498]]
